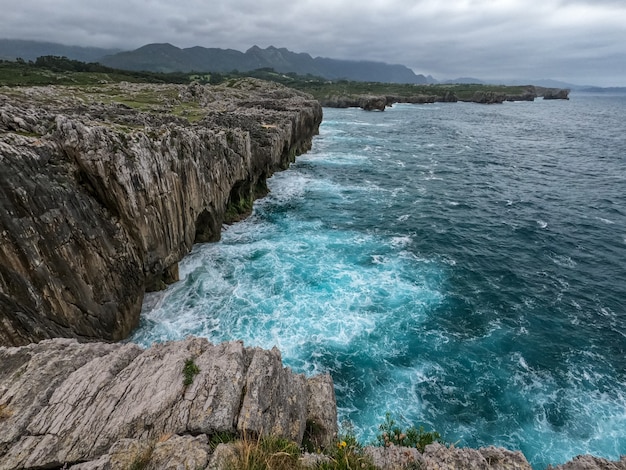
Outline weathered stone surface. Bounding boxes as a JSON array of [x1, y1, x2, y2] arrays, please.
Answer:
[[469, 90, 507, 104], [207, 443, 238, 470], [548, 455, 626, 470], [0, 80, 322, 346], [542, 88, 571, 100], [0, 336, 336, 469], [365, 443, 533, 469], [237, 346, 308, 442], [305, 373, 338, 449], [147, 434, 211, 470], [359, 95, 388, 111], [365, 445, 423, 469], [69, 455, 112, 470]]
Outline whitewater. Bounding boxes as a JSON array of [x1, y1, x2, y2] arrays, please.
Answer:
[[132, 93, 626, 468]]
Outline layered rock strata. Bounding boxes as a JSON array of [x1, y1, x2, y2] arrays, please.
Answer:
[[0, 80, 322, 346], [0, 336, 337, 469]]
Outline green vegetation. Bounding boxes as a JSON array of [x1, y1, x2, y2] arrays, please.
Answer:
[[221, 430, 377, 470], [376, 413, 444, 452], [128, 446, 153, 470], [182, 358, 200, 386], [318, 422, 377, 470], [224, 195, 254, 224], [1, 56, 535, 104], [0, 56, 189, 86], [226, 435, 303, 470], [119, 416, 444, 469], [209, 431, 239, 450]]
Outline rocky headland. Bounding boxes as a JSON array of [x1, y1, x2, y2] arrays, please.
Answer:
[[319, 85, 568, 110], [0, 79, 321, 347]]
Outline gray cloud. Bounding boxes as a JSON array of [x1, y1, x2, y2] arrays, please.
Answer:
[[1, 0, 624, 86]]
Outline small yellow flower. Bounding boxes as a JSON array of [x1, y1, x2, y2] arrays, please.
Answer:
[[337, 440, 347, 449]]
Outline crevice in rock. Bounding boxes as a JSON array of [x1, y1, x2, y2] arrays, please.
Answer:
[[73, 165, 120, 221], [194, 207, 220, 243], [224, 179, 253, 224]]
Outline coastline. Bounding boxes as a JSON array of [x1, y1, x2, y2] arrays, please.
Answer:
[[1, 81, 623, 469]]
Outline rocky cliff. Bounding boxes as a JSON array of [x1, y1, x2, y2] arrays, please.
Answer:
[[0, 336, 337, 469], [0, 79, 322, 346]]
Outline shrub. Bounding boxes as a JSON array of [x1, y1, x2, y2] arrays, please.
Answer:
[[317, 422, 377, 470], [228, 435, 302, 470], [182, 358, 200, 386], [376, 413, 443, 452]]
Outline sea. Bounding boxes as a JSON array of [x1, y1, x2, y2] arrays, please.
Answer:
[[131, 93, 626, 469]]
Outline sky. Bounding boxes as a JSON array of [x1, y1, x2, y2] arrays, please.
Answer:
[[1, 0, 625, 86]]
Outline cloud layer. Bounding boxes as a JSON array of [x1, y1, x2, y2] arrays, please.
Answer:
[[2, 0, 625, 85]]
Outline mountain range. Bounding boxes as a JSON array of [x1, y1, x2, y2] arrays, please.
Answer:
[[0, 39, 119, 63], [98, 43, 435, 84], [0, 39, 433, 84], [3, 39, 623, 90]]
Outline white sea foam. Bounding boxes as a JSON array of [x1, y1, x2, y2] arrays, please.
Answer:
[[390, 235, 412, 247], [548, 253, 577, 268]]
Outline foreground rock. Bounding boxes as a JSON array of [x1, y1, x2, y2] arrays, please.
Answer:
[[0, 80, 322, 346], [0, 336, 337, 469], [363, 444, 626, 470], [548, 455, 626, 470], [365, 443, 532, 469]]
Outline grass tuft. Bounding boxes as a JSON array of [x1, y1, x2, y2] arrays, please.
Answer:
[[376, 412, 444, 452], [182, 358, 200, 387]]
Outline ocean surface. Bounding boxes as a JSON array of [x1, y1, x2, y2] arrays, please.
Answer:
[[132, 93, 626, 468]]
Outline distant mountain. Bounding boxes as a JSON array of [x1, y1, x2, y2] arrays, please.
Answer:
[[0, 39, 119, 62], [100, 43, 430, 84], [578, 86, 626, 94], [498, 78, 582, 89]]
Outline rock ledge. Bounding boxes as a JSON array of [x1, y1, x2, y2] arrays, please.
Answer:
[[0, 336, 337, 469]]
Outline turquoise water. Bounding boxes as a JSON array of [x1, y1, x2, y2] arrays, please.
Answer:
[[132, 94, 626, 468]]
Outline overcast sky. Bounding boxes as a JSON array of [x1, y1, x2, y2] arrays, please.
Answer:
[[2, 0, 625, 86]]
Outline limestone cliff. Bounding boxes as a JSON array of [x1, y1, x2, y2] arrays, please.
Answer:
[[0, 337, 337, 469], [0, 80, 322, 346]]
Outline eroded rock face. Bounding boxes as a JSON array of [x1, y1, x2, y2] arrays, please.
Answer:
[[0, 80, 322, 346], [0, 336, 337, 469], [543, 88, 571, 100]]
